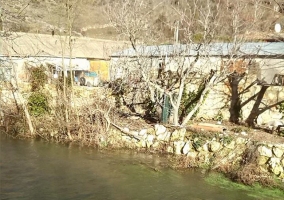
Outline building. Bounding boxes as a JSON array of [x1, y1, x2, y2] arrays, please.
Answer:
[[0, 32, 128, 84], [110, 42, 284, 123], [110, 42, 284, 85]]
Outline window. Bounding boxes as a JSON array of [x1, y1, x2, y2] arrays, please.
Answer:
[[0, 67, 12, 82]]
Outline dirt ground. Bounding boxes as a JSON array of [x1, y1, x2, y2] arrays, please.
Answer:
[[115, 114, 284, 144]]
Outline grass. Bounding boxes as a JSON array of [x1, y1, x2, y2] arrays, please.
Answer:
[[205, 172, 284, 199]]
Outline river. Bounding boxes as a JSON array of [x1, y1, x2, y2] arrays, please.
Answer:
[[0, 133, 282, 200]]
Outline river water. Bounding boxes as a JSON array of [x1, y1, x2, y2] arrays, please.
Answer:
[[0, 134, 282, 200]]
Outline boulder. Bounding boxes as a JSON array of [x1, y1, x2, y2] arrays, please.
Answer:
[[203, 143, 209, 152], [146, 134, 155, 147], [171, 130, 180, 140], [258, 146, 273, 157], [269, 157, 281, 170], [258, 155, 269, 165], [272, 146, 284, 158], [182, 141, 191, 155], [174, 141, 185, 155], [157, 132, 171, 142], [140, 140, 147, 148], [139, 129, 147, 136], [147, 128, 155, 135], [271, 164, 284, 176], [209, 141, 221, 152], [155, 124, 167, 135]]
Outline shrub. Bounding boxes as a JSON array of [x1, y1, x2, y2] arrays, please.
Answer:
[[30, 65, 48, 91], [28, 92, 50, 116]]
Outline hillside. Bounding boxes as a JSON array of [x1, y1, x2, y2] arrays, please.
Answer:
[[1, 0, 284, 42]]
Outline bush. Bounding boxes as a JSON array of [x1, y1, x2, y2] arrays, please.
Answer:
[[28, 92, 50, 116], [30, 65, 48, 91]]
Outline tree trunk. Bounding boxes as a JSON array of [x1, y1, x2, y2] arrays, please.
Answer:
[[12, 85, 34, 135], [229, 74, 242, 124], [245, 86, 269, 127], [181, 75, 215, 126]]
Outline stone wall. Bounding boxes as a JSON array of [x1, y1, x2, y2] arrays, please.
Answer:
[[196, 83, 284, 124], [102, 124, 284, 181]]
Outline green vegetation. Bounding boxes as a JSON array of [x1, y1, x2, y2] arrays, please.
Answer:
[[28, 65, 50, 116], [30, 65, 47, 91], [28, 91, 50, 116], [205, 173, 284, 199]]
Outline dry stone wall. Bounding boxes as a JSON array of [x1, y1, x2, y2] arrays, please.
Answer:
[[103, 124, 284, 181]]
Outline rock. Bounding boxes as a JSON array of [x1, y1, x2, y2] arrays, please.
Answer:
[[271, 164, 283, 176], [269, 157, 281, 169], [129, 131, 139, 137], [157, 132, 171, 142], [203, 143, 209, 152], [236, 137, 247, 145], [146, 134, 155, 147], [139, 140, 147, 148], [174, 141, 185, 155], [197, 151, 210, 164], [187, 151, 198, 159], [258, 155, 269, 165], [209, 141, 221, 152], [258, 146, 273, 157], [240, 131, 247, 136], [272, 146, 284, 158], [171, 130, 180, 140], [224, 141, 235, 149], [139, 129, 147, 136], [155, 124, 167, 135], [122, 135, 131, 141], [167, 146, 174, 154], [147, 128, 155, 135], [123, 127, 130, 133], [266, 120, 284, 132], [152, 141, 160, 148], [146, 134, 155, 142], [182, 141, 191, 155]]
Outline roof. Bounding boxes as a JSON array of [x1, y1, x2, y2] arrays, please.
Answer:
[[0, 32, 129, 59], [111, 42, 284, 58]]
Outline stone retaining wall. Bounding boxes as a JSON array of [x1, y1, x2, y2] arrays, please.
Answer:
[[103, 124, 284, 181]]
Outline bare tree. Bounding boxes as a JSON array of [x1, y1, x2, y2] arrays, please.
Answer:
[[107, 0, 284, 128], [0, 1, 35, 135], [107, 0, 224, 126]]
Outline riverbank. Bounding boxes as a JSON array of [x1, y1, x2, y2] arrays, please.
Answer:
[[96, 121, 284, 188], [2, 133, 283, 200], [2, 118, 284, 191], [1, 85, 283, 190]]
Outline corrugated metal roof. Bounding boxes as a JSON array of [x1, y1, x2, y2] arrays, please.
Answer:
[[111, 42, 284, 57], [0, 32, 129, 59]]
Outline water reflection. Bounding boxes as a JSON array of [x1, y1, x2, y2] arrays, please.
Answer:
[[0, 134, 278, 200]]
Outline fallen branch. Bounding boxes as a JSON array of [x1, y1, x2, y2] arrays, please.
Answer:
[[110, 122, 141, 141]]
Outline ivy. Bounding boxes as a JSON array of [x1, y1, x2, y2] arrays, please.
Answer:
[[30, 65, 47, 91], [28, 91, 50, 116]]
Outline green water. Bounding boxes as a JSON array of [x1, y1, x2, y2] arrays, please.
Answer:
[[0, 134, 282, 200]]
